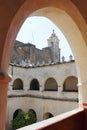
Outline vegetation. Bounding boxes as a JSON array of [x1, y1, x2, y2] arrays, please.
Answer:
[[12, 112, 37, 130]]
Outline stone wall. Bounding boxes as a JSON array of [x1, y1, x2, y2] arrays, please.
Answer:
[[7, 61, 78, 130]]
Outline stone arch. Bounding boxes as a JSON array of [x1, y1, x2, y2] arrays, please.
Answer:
[[3, 1, 87, 104], [13, 78, 23, 90], [45, 77, 58, 91], [43, 112, 54, 120], [13, 109, 23, 119], [28, 109, 37, 121], [63, 76, 78, 92], [30, 79, 40, 90], [3, 0, 87, 80], [1, 1, 87, 129]]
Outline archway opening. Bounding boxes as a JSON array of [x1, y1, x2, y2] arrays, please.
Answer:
[[4, 2, 87, 105], [28, 109, 37, 122], [45, 78, 58, 91], [13, 78, 23, 90], [43, 112, 54, 120], [13, 109, 23, 119], [30, 79, 40, 90], [63, 76, 78, 92]]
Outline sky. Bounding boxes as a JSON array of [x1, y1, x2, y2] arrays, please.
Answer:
[[16, 16, 73, 61]]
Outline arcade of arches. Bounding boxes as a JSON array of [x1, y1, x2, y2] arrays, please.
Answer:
[[0, 0, 87, 130], [13, 109, 37, 120], [12, 76, 78, 92], [13, 109, 53, 121], [7, 62, 78, 130]]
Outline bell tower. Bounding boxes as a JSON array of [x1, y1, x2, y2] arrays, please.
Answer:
[[47, 30, 60, 63]]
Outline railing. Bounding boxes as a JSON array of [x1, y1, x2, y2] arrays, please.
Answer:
[[17, 108, 84, 130]]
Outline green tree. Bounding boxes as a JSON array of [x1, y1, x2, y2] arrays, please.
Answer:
[[12, 112, 37, 130]]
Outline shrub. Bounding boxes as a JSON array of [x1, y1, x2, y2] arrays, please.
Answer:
[[12, 112, 37, 130]]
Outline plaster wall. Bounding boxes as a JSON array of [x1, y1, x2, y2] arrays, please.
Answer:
[[7, 61, 78, 129], [8, 62, 78, 99], [7, 96, 78, 130]]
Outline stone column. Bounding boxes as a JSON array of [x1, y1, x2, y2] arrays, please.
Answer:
[[78, 82, 87, 108], [40, 85, 44, 92], [78, 83, 83, 108], [82, 83, 87, 108], [0, 73, 11, 130]]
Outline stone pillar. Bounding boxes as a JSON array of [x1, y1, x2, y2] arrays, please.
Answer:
[[58, 85, 62, 92], [0, 73, 11, 130], [40, 85, 44, 92], [78, 82, 87, 108], [78, 83, 83, 108], [82, 83, 87, 108]]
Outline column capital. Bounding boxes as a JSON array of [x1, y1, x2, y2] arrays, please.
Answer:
[[77, 82, 87, 87], [0, 72, 12, 83]]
